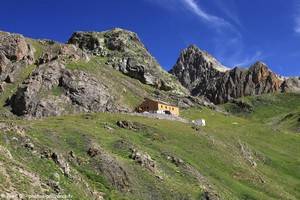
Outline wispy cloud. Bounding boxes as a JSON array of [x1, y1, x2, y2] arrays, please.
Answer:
[[145, 0, 233, 28], [180, 0, 229, 27]]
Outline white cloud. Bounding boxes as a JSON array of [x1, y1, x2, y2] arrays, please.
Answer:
[[180, 0, 230, 27], [145, 0, 233, 28]]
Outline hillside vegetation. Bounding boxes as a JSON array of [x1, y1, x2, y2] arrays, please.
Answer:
[[0, 93, 299, 199]]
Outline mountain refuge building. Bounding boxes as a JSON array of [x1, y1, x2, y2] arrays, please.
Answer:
[[137, 98, 179, 116]]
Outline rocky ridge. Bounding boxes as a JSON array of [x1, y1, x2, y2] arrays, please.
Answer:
[[171, 45, 298, 104]]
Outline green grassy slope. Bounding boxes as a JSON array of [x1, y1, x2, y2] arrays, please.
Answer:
[[0, 93, 299, 199], [224, 93, 300, 131]]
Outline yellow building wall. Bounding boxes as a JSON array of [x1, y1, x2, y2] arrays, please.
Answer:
[[137, 99, 180, 116], [157, 103, 179, 116]]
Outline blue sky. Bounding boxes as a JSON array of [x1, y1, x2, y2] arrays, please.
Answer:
[[1, 0, 299, 76]]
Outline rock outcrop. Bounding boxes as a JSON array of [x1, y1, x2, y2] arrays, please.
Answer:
[[68, 28, 187, 94], [87, 143, 130, 192], [34, 40, 89, 65], [281, 77, 300, 93], [9, 61, 118, 118], [0, 31, 34, 63], [0, 31, 34, 84], [51, 152, 71, 176], [171, 45, 283, 104], [130, 148, 157, 173]]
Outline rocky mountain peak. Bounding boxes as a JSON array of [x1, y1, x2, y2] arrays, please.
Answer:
[[170, 45, 228, 91], [177, 44, 229, 72], [68, 28, 187, 94], [68, 28, 142, 55], [248, 61, 281, 85], [171, 45, 285, 104], [249, 61, 270, 74]]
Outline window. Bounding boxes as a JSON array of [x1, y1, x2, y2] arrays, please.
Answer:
[[161, 105, 163, 108], [172, 108, 174, 111], [165, 106, 168, 109]]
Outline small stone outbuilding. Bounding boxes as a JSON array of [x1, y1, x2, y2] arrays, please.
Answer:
[[192, 119, 206, 127]]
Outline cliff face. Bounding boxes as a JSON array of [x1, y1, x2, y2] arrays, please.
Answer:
[[171, 45, 284, 104], [208, 62, 282, 104]]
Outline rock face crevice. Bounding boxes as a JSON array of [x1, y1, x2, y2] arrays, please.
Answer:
[[171, 45, 284, 104]]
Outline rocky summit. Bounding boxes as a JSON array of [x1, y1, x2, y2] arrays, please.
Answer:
[[170, 45, 298, 104], [68, 28, 186, 92]]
